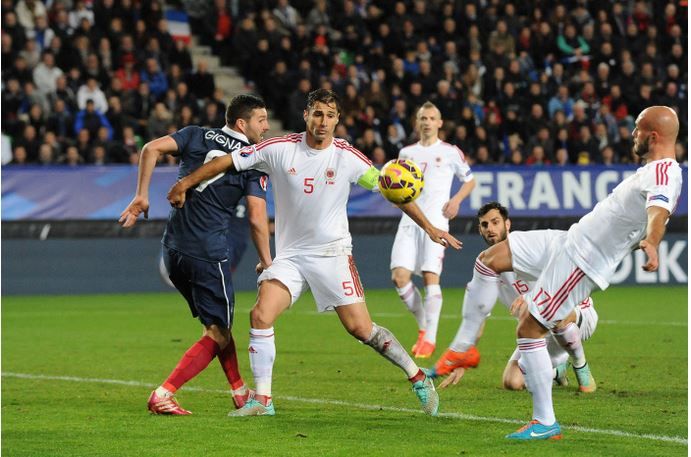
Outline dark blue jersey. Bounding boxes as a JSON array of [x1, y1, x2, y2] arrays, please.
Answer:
[[162, 125, 267, 262]]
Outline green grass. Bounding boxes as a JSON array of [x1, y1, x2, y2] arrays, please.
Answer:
[[2, 286, 687, 456]]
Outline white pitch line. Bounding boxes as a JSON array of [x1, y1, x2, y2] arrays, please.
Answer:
[[3, 372, 687, 446]]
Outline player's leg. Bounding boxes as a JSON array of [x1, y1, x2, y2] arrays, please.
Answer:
[[335, 301, 439, 416], [231, 259, 304, 417], [552, 298, 597, 392], [502, 349, 525, 390], [415, 271, 441, 358], [149, 251, 226, 415], [390, 226, 425, 346], [431, 243, 509, 377]]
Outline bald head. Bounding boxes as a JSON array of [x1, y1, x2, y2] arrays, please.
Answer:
[[638, 106, 679, 143], [633, 106, 679, 160]]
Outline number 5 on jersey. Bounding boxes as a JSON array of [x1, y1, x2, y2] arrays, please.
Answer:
[[304, 177, 314, 194]]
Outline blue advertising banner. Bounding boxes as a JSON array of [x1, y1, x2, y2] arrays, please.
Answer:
[[1, 164, 687, 220]]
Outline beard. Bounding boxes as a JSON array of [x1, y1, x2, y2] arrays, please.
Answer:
[[633, 136, 650, 158]]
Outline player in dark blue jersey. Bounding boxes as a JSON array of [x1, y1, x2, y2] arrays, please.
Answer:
[[119, 94, 272, 415]]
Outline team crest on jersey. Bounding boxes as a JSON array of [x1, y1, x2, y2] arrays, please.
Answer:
[[325, 168, 336, 185], [260, 176, 268, 191], [239, 146, 254, 157], [435, 156, 442, 163]]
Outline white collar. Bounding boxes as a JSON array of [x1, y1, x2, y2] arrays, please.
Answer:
[[222, 125, 249, 144]]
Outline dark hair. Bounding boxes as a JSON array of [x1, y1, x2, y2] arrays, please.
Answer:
[[477, 201, 509, 220], [306, 88, 341, 114], [225, 94, 266, 125]]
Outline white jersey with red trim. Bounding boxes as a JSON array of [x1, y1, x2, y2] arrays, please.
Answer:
[[565, 158, 682, 290], [231, 133, 372, 258], [397, 140, 473, 229]]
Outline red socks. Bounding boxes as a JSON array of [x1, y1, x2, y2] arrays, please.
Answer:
[[163, 336, 220, 392], [218, 334, 245, 390]]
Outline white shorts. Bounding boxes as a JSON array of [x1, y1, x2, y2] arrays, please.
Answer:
[[257, 254, 365, 312], [390, 225, 445, 276], [508, 230, 596, 329]]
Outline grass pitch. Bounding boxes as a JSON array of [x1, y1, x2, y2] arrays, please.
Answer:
[[2, 286, 687, 456]]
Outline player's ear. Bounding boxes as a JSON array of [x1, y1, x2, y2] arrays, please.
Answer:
[[506, 218, 512, 231], [303, 110, 308, 122]]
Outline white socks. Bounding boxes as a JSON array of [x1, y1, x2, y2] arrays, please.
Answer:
[[248, 327, 275, 397], [423, 284, 443, 344], [551, 322, 586, 367], [364, 323, 419, 378], [396, 282, 425, 329], [450, 258, 500, 352], [518, 338, 555, 426]]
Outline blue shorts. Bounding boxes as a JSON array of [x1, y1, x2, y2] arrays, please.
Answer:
[[164, 248, 236, 329]]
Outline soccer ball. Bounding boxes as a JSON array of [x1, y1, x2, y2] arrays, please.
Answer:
[[378, 159, 424, 204]]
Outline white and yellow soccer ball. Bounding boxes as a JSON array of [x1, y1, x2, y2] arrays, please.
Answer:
[[378, 159, 424, 204]]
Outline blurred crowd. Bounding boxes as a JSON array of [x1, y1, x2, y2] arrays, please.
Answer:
[[1, 0, 688, 167]]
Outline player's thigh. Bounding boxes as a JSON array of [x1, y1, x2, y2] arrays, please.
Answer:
[[526, 246, 597, 331], [181, 255, 236, 329], [302, 254, 365, 312], [257, 257, 309, 306], [420, 234, 446, 278], [390, 225, 421, 274], [508, 230, 562, 281], [163, 248, 195, 307]]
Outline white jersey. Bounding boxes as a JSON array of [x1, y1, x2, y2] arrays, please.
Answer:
[[497, 271, 529, 310], [398, 140, 473, 229], [232, 133, 372, 259], [565, 158, 682, 289]]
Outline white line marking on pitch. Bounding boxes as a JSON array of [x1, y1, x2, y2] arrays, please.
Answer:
[[3, 372, 686, 446]]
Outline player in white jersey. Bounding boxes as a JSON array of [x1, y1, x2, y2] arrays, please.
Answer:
[[463, 107, 682, 441], [390, 102, 476, 359], [428, 202, 598, 393], [167, 89, 462, 417]]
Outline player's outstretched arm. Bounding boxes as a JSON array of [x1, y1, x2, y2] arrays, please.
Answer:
[[640, 205, 670, 272], [443, 179, 476, 219], [246, 195, 272, 273], [119, 136, 178, 228], [399, 201, 462, 249], [168, 154, 235, 208]]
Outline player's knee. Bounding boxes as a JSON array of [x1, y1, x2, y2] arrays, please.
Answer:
[[503, 376, 525, 391], [204, 325, 230, 348], [344, 321, 372, 341], [250, 306, 275, 329], [390, 268, 410, 288]]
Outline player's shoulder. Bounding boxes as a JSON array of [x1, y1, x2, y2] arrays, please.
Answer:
[[333, 137, 372, 165], [439, 141, 467, 160], [643, 158, 683, 185], [255, 133, 303, 151]]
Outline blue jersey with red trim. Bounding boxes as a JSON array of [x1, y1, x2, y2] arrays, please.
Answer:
[[162, 125, 267, 262]]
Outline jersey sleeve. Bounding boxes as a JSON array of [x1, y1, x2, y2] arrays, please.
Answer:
[[231, 141, 272, 174], [450, 145, 474, 182], [170, 126, 199, 158], [342, 141, 373, 184], [643, 161, 682, 215], [244, 171, 268, 200]]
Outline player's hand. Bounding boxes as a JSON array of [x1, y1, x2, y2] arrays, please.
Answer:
[[639, 240, 659, 272], [509, 295, 527, 317], [427, 228, 462, 250], [118, 195, 149, 228], [442, 199, 461, 220], [167, 180, 188, 208], [255, 262, 270, 275], [439, 367, 466, 388]]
